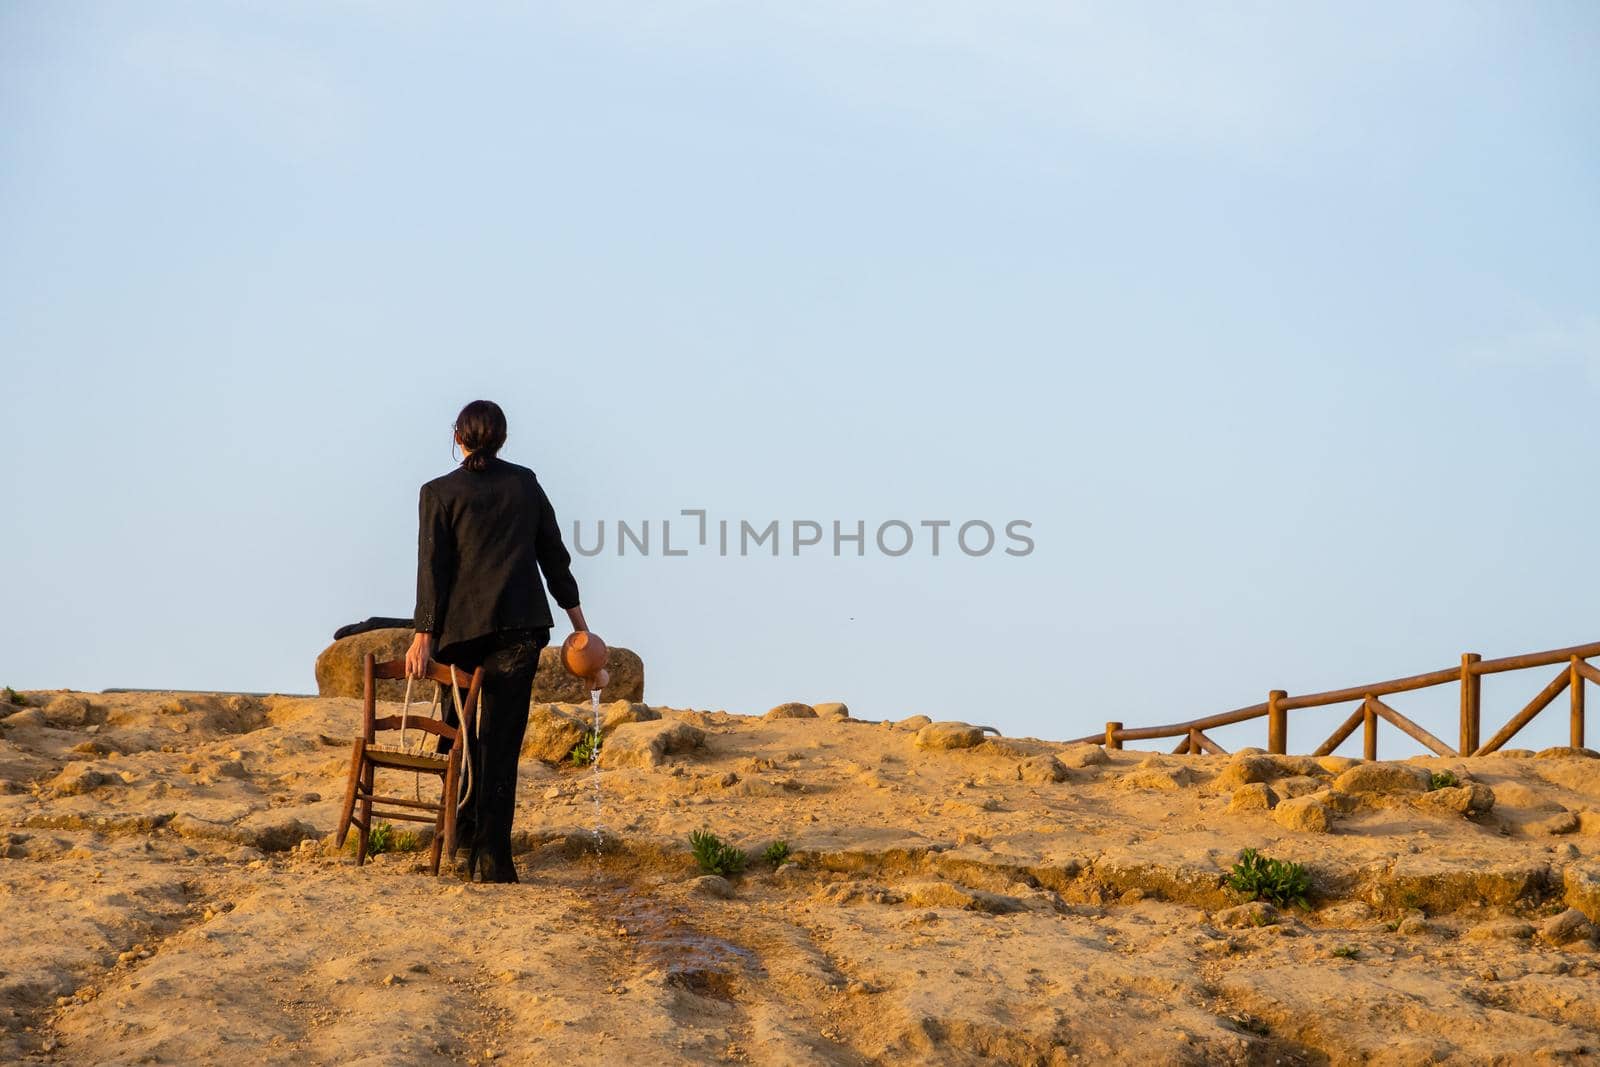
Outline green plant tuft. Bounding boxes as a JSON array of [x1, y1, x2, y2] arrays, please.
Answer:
[[3, 686, 26, 707], [689, 829, 747, 877], [1428, 770, 1459, 791], [1331, 944, 1360, 959], [571, 730, 602, 766], [1227, 848, 1311, 909], [762, 840, 791, 866], [349, 821, 422, 856]]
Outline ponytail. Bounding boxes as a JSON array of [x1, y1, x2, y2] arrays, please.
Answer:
[[454, 400, 507, 471]]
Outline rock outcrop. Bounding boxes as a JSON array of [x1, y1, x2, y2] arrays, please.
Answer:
[[763, 703, 817, 720], [914, 722, 993, 751], [597, 720, 705, 770], [523, 701, 661, 763], [314, 628, 645, 703], [1333, 762, 1432, 795], [1273, 794, 1333, 833]]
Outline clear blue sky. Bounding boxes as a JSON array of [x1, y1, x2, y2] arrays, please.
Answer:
[[3, 2, 1597, 755]]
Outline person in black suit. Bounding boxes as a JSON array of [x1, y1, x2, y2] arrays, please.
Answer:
[[404, 399, 590, 883]]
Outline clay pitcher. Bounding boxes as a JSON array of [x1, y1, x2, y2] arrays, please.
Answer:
[[562, 630, 610, 681]]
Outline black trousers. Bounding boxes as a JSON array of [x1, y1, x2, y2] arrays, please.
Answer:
[[437, 626, 549, 882]]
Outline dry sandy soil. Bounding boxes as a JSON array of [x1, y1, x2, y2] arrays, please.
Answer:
[[3, 688, 1600, 1066]]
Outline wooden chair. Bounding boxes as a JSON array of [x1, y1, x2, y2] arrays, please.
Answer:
[[334, 654, 483, 875]]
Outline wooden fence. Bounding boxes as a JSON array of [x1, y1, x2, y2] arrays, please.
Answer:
[[1068, 640, 1599, 759]]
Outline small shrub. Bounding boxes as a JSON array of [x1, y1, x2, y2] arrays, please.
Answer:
[[689, 829, 747, 876], [351, 821, 422, 856], [366, 821, 395, 855], [762, 840, 791, 866], [570, 730, 602, 766], [1227, 848, 1311, 909], [3, 686, 25, 707], [1428, 770, 1459, 791], [1331, 944, 1360, 959]]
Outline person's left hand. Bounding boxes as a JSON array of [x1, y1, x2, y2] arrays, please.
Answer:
[[405, 632, 434, 679]]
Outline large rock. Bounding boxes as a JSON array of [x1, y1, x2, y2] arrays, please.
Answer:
[[1208, 755, 1277, 791], [1117, 766, 1195, 791], [1211, 754, 1328, 792], [1058, 744, 1110, 768], [1228, 783, 1279, 813], [43, 694, 93, 727], [598, 720, 705, 770], [522, 705, 590, 762], [1, 707, 46, 728], [1415, 783, 1495, 817], [914, 722, 991, 751], [1565, 862, 1600, 922], [1333, 762, 1432, 795], [48, 762, 109, 796], [1274, 794, 1333, 833], [1016, 755, 1068, 784], [314, 628, 645, 704], [1530, 810, 1580, 836], [522, 701, 660, 763], [1540, 908, 1598, 946], [764, 702, 817, 720]]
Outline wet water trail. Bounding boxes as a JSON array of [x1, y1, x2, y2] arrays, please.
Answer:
[[581, 878, 760, 999]]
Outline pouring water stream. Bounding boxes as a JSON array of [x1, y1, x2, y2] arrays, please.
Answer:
[[589, 687, 605, 853]]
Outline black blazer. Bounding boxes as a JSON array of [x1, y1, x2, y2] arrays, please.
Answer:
[[412, 457, 580, 657]]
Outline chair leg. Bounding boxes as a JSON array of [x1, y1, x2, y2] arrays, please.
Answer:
[[428, 767, 448, 876], [355, 759, 375, 866], [334, 740, 366, 848], [441, 747, 461, 864]]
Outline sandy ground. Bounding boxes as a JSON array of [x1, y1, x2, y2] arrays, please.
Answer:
[[2, 688, 1599, 1065]]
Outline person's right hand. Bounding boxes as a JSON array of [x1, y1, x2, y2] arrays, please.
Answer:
[[405, 632, 434, 679]]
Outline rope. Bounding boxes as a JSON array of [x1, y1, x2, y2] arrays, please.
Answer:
[[450, 674, 476, 815], [394, 672, 471, 811]]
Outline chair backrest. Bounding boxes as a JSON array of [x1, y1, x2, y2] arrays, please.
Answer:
[[361, 653, 484, 742]]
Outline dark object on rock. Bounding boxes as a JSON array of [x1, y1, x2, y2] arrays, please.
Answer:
[[333, 616, 416, 641], [316, 628, 644, 704]]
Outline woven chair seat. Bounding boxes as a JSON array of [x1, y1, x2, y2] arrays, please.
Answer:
[[363, 745, 450, 772]]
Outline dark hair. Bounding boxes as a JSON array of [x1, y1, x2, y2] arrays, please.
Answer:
[[454, 400, 507, 472]]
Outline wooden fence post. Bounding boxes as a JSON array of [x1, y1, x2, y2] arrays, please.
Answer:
[[1460, 653, 1481, 757], [1572, 656, 1586, 749], [1105, 721, 1123, 750], [1267, 690, 1287, 754], [1363, 696, 1378, 761]]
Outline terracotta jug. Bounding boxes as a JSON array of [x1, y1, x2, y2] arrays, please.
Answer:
[[562, 630, 610, 681]]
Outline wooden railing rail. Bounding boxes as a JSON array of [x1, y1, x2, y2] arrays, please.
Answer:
[[1071, 640, 1600, 759]]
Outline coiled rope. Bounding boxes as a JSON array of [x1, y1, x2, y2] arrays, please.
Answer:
[[396, 672, 476, 813]]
